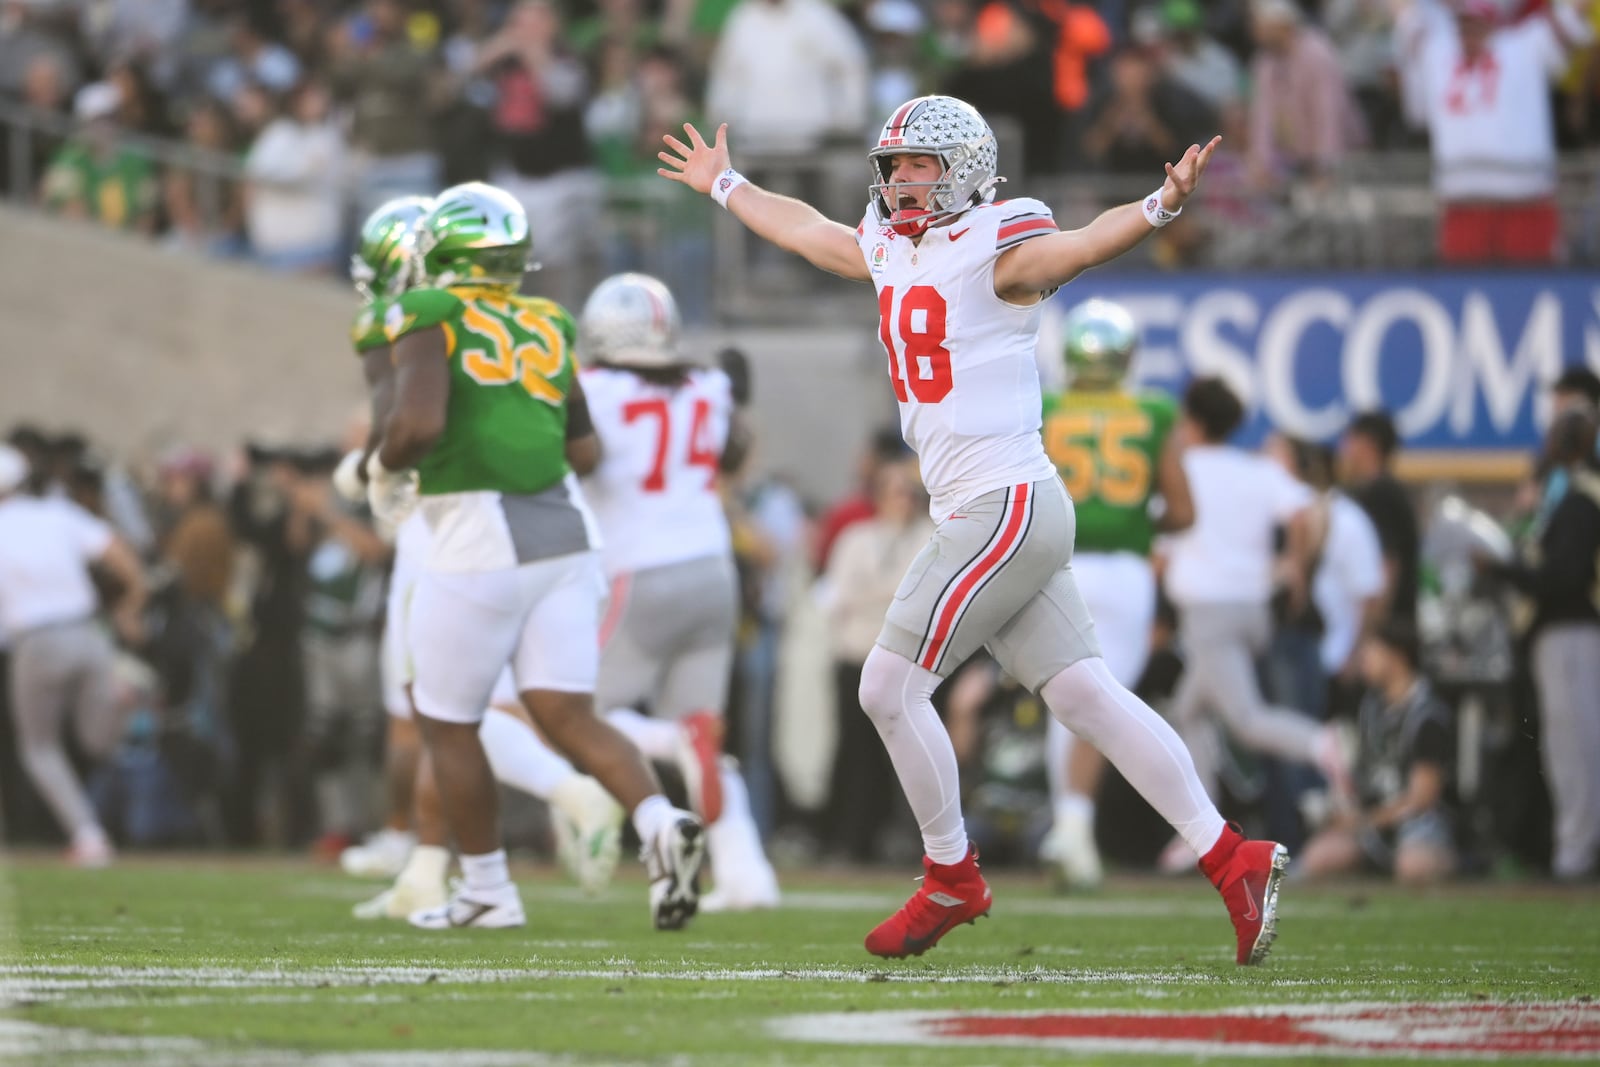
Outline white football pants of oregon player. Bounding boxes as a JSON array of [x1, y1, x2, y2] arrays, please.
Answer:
[[408, 551, 605, 724], [380, 513, 430, 719], [1045, 551, 1156, 804]]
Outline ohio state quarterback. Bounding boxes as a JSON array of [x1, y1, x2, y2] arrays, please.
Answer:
[[659, 95, 1287, 965]]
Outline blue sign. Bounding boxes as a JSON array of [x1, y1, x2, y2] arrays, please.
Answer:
[[1053, 273, 1600, 450]]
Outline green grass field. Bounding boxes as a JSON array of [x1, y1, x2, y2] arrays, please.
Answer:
[[2, 855, 1597, 1065]]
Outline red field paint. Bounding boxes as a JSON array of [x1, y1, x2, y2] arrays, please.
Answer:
[[770, 1003, 1600, 1059]]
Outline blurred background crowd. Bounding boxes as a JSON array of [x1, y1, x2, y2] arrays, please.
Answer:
[[2, 0, 1600, 317]]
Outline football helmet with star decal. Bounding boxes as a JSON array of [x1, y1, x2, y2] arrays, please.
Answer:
[[868, 95, 1000, 238]]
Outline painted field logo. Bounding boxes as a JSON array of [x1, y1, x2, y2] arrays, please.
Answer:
[[770, 1003, 1600, 1059]]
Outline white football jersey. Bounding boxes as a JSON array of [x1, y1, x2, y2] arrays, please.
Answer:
[[580, 366, 734, 576], [857, 197, 1059, 519]]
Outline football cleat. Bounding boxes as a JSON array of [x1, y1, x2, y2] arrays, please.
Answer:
[[339, 828, 416, 879], [676, 712, 725, 825], [1040, 806, 1103, 892], [408, 882, 525, 930], [864, 848, 992, 959], [550, 775, 625, 896], [352, 873, 448, 921], [1200, 824, 1290, 965], [643, 813, 707, 931]]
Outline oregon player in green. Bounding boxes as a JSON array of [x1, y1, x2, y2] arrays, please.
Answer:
[[369, 182, 707, 933], [1038, 299, 1194, 891]]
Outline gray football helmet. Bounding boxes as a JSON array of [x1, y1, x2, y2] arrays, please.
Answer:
[[579, 272, 684, 368], [868, 95, 999, 237]]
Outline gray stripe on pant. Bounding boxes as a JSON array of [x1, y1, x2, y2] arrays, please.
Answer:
[[501, 482, 594, 565], [9, 618, 123, 838]]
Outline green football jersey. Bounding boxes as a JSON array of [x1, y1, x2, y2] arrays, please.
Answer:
[[384, 287, 578, 497], [351, 297, 391, 354], [1041, 389, 1176, 556]]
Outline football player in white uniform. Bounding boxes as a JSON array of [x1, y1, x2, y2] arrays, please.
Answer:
[[578, 272, 780, 912], [660, 95, 1287, 965]]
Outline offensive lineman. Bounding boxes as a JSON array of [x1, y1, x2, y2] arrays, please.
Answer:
[[578, 272, 780, 911], [338, 197, 625, 920], [1038, 299, 1193, 890], [365, 184, 705, 930], [659, 96, 1287, 964]]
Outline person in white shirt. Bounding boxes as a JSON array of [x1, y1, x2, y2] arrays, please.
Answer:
[[1161, 379, 1351, 871], [1398, 0, 1595, 264], [706, 0, 870, 152], [0, 444, 146, 866], [244, 78, 347, 273]]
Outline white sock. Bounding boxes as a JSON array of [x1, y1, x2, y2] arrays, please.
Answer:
[[399, 843, 451, 888], [1041, 657, 1225, 857], [606, 707, 681, 761], [631, 793, 677, 846], [858, 646, 969, 866], [1054, 793, 1094, 826], [708, 761, 775, 885], [459, 848, 511, 893], [479, 707, 577, 800], [1045, 716, 1072, 807]]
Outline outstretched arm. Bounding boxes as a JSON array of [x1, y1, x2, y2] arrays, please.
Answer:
[[658, 122, 869, 282], [994, 136, 1221, 302]]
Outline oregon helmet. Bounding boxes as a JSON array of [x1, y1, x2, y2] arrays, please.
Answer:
[[1062, 299, 1138, 391], [413, 182, 533, 291], [580, 273, 684, 368], [868, 95, 999, 238], [351, 196, 431, 300]]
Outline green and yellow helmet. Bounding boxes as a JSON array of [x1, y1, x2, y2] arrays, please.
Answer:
[[1062, 298, 1138, 391], [351, 195, 432, 301], [413, 182, 533, 291]]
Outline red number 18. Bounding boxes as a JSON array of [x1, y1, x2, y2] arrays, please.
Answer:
[[878, 284, 953, 404]]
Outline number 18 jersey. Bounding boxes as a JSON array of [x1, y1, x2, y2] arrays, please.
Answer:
[[856, 197, 1060, 519], [580, 366, 734, 577]]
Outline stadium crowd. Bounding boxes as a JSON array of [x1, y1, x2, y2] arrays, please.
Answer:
[[1, 0, 1598, 311]]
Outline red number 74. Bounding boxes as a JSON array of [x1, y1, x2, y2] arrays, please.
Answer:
[[621, 397, 720, 492]]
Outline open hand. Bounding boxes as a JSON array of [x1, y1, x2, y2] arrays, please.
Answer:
[[657, 122, 732, 195], [1160, 135, 1222, 212]]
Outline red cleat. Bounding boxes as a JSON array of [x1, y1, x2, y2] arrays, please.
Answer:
[[865, 848, 992, 959], [1200, 824, 1290, 965], [677, 712, 725, 824]]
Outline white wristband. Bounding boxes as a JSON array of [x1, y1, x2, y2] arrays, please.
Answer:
[[1142, 189, 1181, 228], [710, 168, 748, 209]]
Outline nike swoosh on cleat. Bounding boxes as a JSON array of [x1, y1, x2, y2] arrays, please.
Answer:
[[449, 902, 497, 928], [900, 913, 962, 956], [1240, 881, 1260, 924]]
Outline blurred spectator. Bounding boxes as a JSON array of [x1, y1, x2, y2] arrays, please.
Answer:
[[1398, 0, 1593, 266], [812, 426, 909, 572], [1247, 0, 1366, 188], [1080, 46, 1214, 174], [946, 654, 1051, 867], [1486, 403, 1600, 881], [0, 443, 147, 866], [865, 0, 929, 122], [277, 0, 333, 72], [570, 0, 659, 57], [1323, 0, 1405, 147], [164, 99, 245, 259], [205, 13, 302, 103], [1340, 409, 1420, 622], [1154, 0, 1244, 115], [706, 0, 870, 151], [478, 0, 600, 310], [38, 82, 159, 234], [0, 0, 82, 100], [106, 57, 173, 137], [80, 0, 188, 88], [1301, 620, 1459, 884], [288, 460, 390, 859], [817, 462, 930, 861], [0, 53, 71, 199], [328, 0, 441, 231], [244, 78, 347, 273]]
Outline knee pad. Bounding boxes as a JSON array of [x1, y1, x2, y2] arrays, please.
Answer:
[[857, 647, 907, 723]]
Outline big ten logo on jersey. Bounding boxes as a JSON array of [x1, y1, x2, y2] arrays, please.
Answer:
[[1044, 407, 1153, 507], [622, 393, 720, 493], [878, 285, 952, 403], [457, 300, 568, 405]]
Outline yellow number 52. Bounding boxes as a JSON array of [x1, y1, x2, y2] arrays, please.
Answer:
[[1045, 410, 1152, 508]]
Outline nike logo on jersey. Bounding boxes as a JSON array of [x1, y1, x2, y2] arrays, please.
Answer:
[[949, 227, 971, 241]]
